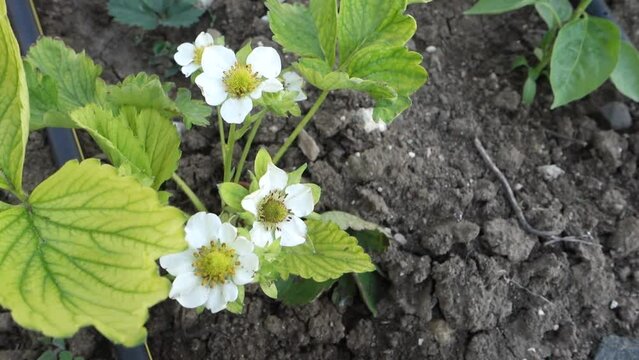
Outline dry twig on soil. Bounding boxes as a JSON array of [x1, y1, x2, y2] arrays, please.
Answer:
[[473, 137, 601, 248]]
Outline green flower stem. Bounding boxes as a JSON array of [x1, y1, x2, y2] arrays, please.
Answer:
[[234, 112, 266, 183], [172, 173, 208, 213], [224, 124, 237, 182], [218, 111, 227, 177], [273, 90, 330, 164]]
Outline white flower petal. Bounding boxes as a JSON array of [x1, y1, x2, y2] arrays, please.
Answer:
[[218, 223, 238, 244], [228, 236, 253, 255], [185, 212, 221, 249], [201, 45, 237, 78], [169, 272, 199, 298], [170, 272, 209, 308], [241, 189, 266, 216], [234, 253, 258, 285], [194, 32, 214, 48], [181, 62, 200, 77], [222, 282, 239, 302], [294, 91, 308, 102], [249, 82, 264, 100], [261, 78, 283, 93], [250, 222, 273, 247], [195, 73, 228, 106], [284, 184, 314, 217], [159, 250, 194, 276], [247, 47, 282, 79], [206, 286, 227, 313], [174, 43, 195, 66], [283, 71, 304, 88], [220, 97, 253, 124], [259, 163, 288, 191], [277, 216, 307, 247]]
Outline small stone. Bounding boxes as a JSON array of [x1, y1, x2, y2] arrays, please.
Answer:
[[426, 45, 437, 53], [610, 300, 619, 309], [594, 130, 627, 169], [537, 308, 545, 316], [600, 101, 632, 130], [429, 320, 454, 345], [408, 151, 416, 158], [297, 129, 320, 161], [494, 89, 521, 111], [393, 233, 408, 245], [356, 108, 387, 133], [482, 218, 537, 262], [537, 164, 565, 181]]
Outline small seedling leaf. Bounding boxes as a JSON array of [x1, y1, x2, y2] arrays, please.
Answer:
[[611, 41, 639, 102], [465, 0, 536, 15]]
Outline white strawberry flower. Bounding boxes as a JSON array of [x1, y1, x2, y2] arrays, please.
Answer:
[[241, 163, 314, 247], [282, 71, 307, 102], [159, 213, 259, 313], [174, 32, 215, 77], [195, 45, 284, 124]]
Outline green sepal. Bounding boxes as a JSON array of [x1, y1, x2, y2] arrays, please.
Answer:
[[260, 280, 278, 299], [226, 286, 245, 314], [254, 148, 273, 180], [307, 183, 321, 204], [218, 183, 249, 211], [287, 164, 308, 185]]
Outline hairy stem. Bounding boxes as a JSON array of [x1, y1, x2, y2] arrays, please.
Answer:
[[218, 112, 227, 178], [234, 113, 266, 183], [172, 173, 208, 213], [273, 90, 330, 164], [224, 124, 237, 182]]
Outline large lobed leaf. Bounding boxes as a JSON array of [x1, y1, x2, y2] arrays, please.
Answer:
[[0, 159, 186, 346], [108, 0, 204, 30], [273, 219, 375, 282], [267, 0, 428, 124], [550, 17, 620, 108], [0, 0, 29, 195]]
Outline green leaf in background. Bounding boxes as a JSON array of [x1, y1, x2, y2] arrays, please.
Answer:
[[0, 159, 185, 346], [310, 0, 338, 66], [265, 0, 325, 60], [611, 41, 639, 102], [174, 88, 212, 128], [25, 38, 103, 119], [522, 74, 538, 105], [108, 0, 204, 30], [0, 0, 29, 196], [158, 0, 205, 28], [353, 272, 384, 317], [218, 182, 249, 211], [338, 0, 416, 64], [273, 219, 375, 282], [465, 0, 536, 15], [276, 276, 336, 305], [550, 17, 620, 108], [534, 0, 573, 29], [121, 107, 182, 189]]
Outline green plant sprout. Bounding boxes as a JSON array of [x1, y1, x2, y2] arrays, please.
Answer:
[[0, 0, 429, 348], [108, 0, 206, 30], [467, 0, 639, 108]]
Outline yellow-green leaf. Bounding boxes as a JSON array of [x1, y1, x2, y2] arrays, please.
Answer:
[[0, 159, 186, 346], [0, 1, 29, 195], [273, 219, 375, 282], [266, 0, 325, 60]]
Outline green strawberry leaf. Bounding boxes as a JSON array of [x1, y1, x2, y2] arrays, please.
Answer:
[[0, 159, 186, 346], [273, 219, 375, 282], [276, 276, 336, 305], [534, 0, 573, 29], [611, 41, 639, 102], [218, 182, 249, 211], [265, 0, 325, 61], [174, 88, 212, 129], [465, 0, 536, 15], [550, 17, 620, 108], [0, 1, 29, 196]]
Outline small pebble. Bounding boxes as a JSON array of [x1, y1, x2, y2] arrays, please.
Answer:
[[418, 338, 424, 346], [600, 101, 632, 130], [426, 45, 437, 53], [537, 308, 545, 316], [610, 300, 619, 309], [537, 164, 565, 181], [408, 151, 416, 158]]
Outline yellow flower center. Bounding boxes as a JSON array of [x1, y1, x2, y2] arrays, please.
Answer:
[[193, 242, 238, 287], [258, 190, 289, 226], [223, 63, 259, 98], [194, 47, 205, 65]]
